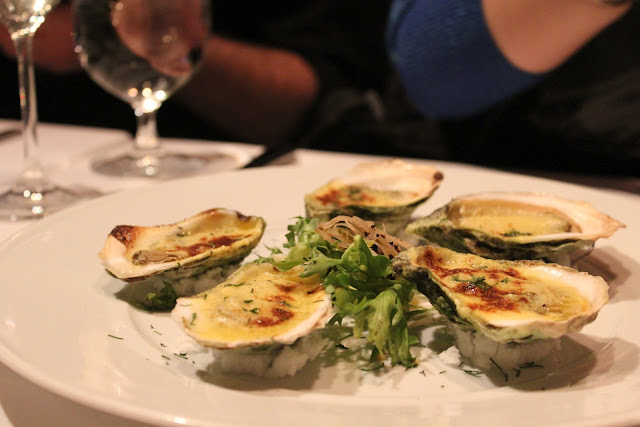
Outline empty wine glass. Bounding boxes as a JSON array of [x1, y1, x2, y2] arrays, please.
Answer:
[[73, 0, 222, 179], [0, 0, 101, 220]]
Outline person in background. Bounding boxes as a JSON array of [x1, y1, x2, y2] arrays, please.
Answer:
[[0, 2, 145, 136], [383, 0, 640, 176], [0, 0, 391, 147]]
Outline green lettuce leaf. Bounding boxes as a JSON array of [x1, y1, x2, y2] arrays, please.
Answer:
[[265, 217, 418, 367]]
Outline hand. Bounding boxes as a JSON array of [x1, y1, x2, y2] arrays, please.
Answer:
[[0, 2, 81, 74], [111, 0, 208, 77]]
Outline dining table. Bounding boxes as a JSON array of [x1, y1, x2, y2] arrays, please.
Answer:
[[0, 118, 638, 426]]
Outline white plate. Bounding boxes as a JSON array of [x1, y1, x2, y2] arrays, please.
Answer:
[[0, 162, 638, 426]]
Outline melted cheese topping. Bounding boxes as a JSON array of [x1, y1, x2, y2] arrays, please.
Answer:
[[313, 183, 417, 208], [448, 199, 580, 237], [173, 263, 328, 346], [417, 247, 589, 325], [119, 211, 263, 264]]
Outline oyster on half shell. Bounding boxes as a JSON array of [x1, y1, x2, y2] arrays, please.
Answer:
[[406, 192, 624, 264], [171, 262, 332, 349], [392, 245, 609, 343], [304, 159, 443, 233], [99, 208, 266, 282]]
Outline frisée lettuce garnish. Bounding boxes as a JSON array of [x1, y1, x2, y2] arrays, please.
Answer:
[[257, 216, 423, 367]]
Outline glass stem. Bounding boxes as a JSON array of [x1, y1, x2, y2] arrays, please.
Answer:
[[14, 32, 49, 192], [134, 109, 160, 151]]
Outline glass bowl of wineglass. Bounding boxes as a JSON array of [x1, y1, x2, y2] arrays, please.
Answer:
[[73, 0, 228, 179], [0, 0, 101, 220]]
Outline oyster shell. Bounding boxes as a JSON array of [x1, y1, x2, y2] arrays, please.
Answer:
[[393, 245, 609, 343], [304, 159, 443, 233], [406, 192, 624, 264], [99, 208, 266, 282], [171, 262, 332, 349]]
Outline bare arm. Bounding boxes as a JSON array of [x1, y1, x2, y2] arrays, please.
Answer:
[[482, 0, 632, 73], [175, 35, 319, 146], [0, 1, 331, 145]]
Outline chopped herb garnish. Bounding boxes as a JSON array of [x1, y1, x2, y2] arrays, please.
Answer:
[[162, 355, 171, 360], [490, 357, 509, 382], [439, 370, 446, 374], [419, 370, 426, 377], [108, 334, 123, 340], [225, 282, 246, 287], [453, 275, 491, 291], [463, 369, 483, 377], [173, 353, 188, 359], [514, 361, 544, 377], [520, 361, 544, 369], [361, 364, 385, 372], [244, 299, 253, 304], [502, 230, 532, 237], [336, 343, 348, 350], [145, 282, 178, 310], [250, 307, 260, 314], [190, 313, 197, 325]]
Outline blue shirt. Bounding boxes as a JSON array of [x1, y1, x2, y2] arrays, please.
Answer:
[[386, 0, 545, 118]]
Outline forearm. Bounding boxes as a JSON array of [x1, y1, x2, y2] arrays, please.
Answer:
[[483, 0, 632, 73], [175, 35, 319, 145]]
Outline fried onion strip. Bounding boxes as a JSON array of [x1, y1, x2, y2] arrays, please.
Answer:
[[316, 215, 411, 258]]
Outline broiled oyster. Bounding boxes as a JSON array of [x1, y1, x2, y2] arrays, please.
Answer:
[[171, 262, 332, 349], [393, 245, 609, 370], [393, 245, 609, 342], [406, 192, 624, 265], [304, 159, 443, 233], [99, 208, 266, 282]]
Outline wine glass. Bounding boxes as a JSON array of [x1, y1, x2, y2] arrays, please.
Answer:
[[73, 0, 219, 179], [0, 0, 101, 220]]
